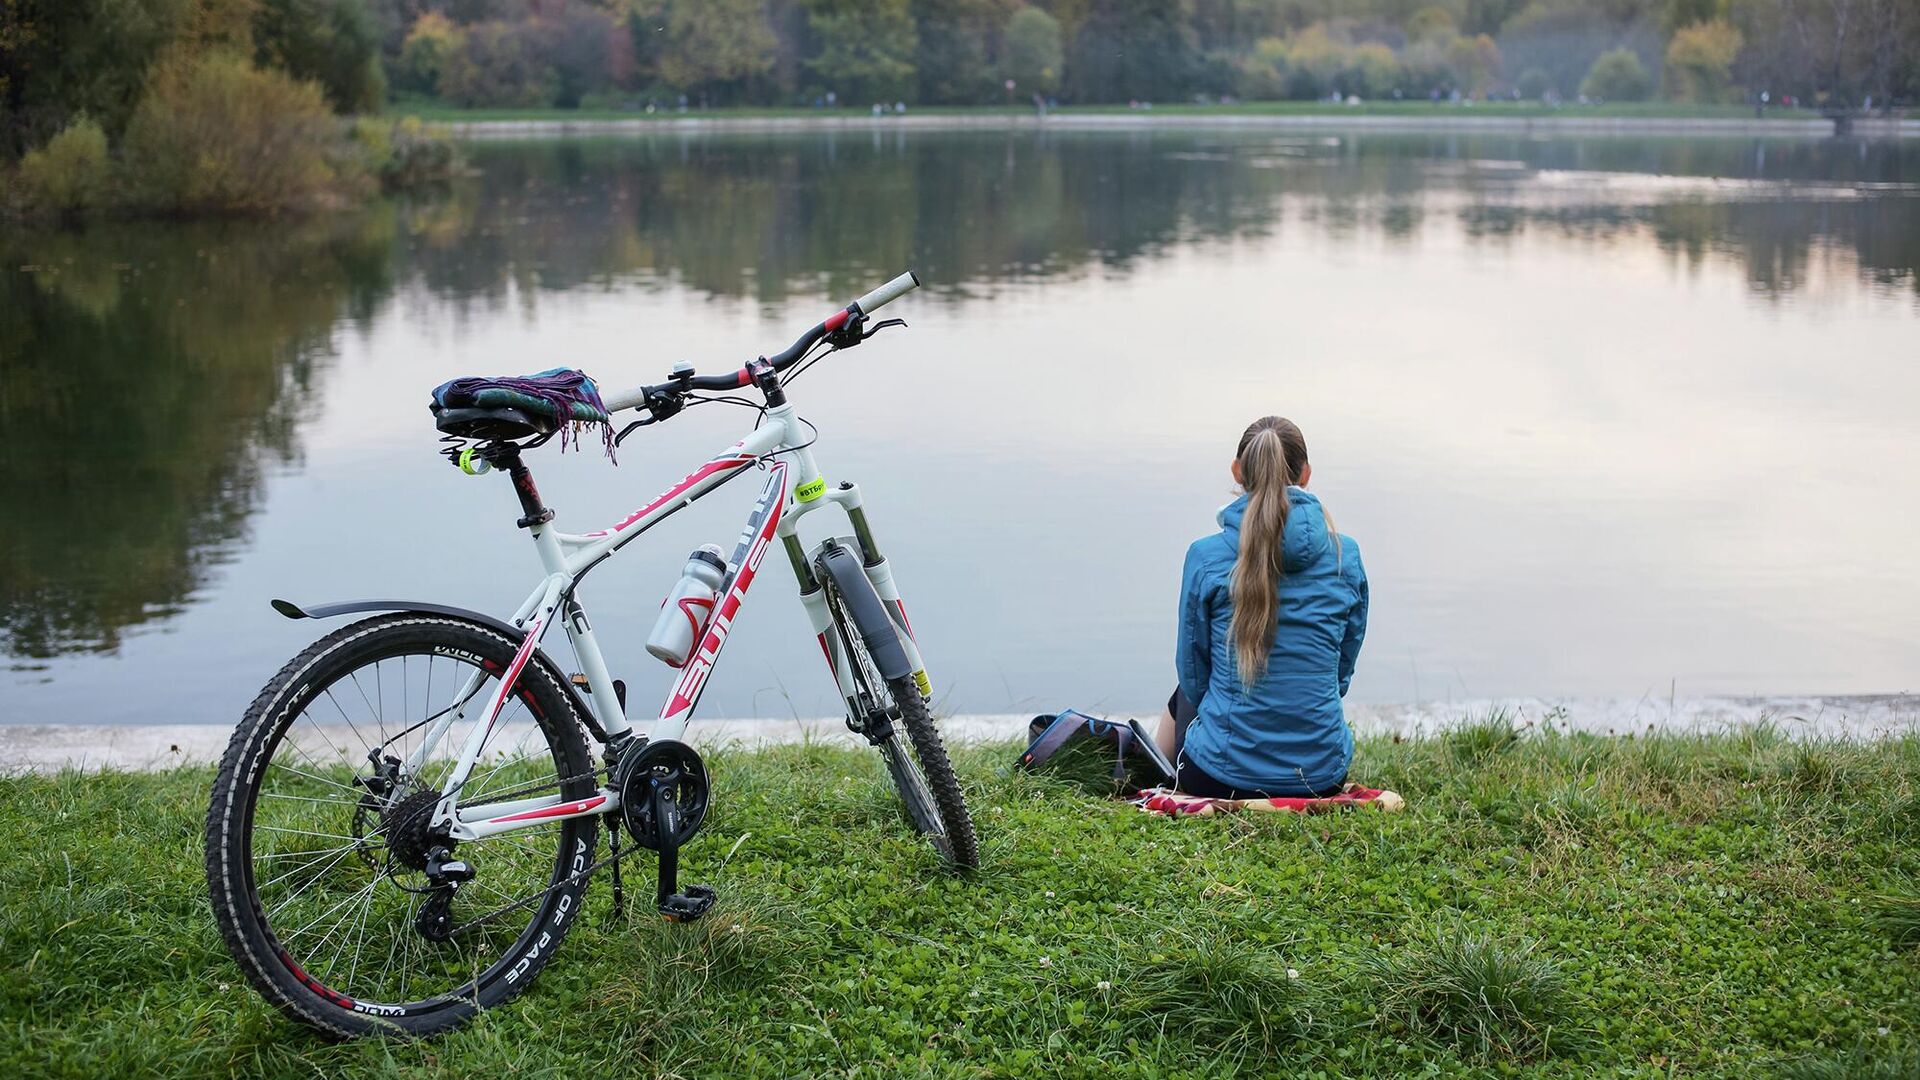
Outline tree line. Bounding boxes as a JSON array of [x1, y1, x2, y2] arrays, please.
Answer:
[[7, 3, 1918, 150], [3, 0, 1917, 215], [371, 0, 1914, 111]]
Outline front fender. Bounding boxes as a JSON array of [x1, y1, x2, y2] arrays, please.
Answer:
[[270, 597, 608, 741], [811, 548, 913, 682]]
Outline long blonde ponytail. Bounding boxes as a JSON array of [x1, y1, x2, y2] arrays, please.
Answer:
[[1229, 417, 1306, 687]]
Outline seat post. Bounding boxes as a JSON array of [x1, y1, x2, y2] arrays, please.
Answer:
[[488, 445, 554, 530]]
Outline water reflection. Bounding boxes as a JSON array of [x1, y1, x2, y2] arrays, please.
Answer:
[[0, 215, 393, 659], [422, 132, 1918, 306], [1, 130, 1914, 721]]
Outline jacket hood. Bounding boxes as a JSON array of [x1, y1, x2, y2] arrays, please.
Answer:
[[1217, 489, 1332, 573]]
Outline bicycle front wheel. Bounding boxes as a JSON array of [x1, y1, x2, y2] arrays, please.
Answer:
[[820, 573, 978, 870], [205, 614, 597, 1038]]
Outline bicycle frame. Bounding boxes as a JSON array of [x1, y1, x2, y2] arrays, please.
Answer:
[[417, 398, 930, 842]]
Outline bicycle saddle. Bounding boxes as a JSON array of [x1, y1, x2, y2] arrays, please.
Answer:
[[430, 367, 610, 443]]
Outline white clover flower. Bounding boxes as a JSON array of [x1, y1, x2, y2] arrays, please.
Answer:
[[1044, 890, 1055, 898], [1286, 968, 1300, 980], [1038, 956, 1052, 968], [1096, 980, 1112, 992]]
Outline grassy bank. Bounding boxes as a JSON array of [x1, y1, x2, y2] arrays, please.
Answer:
[[3, 726, 1917, 1077], [397, 101, 1826, 125]]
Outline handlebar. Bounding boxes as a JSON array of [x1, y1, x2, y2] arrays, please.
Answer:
[[603, 271, 920, 414]]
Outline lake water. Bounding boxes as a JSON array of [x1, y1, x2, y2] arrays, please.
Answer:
[[2, 127, 1916, 731]]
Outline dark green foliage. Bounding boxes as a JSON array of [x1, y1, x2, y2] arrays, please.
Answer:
[[255, 0, 388, 113], [1065, 0, 1201, 103], [803, 0, 920, 103], [912, 0, 1015, 104], [0, 0, 203, 154]]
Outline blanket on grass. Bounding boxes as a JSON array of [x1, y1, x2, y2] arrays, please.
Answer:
[[1132, 783, 1405, 817]]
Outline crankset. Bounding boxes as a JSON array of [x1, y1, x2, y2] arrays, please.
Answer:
[[613, 739, 716, 922]]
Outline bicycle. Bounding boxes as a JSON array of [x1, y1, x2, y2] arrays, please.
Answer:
[[204, 272, 975, 1038]]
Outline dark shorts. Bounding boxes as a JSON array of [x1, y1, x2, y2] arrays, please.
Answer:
[[1168, 688, 1347, 799]]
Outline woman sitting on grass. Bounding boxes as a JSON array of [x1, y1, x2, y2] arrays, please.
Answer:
[[1153, 416, 1369, 798]]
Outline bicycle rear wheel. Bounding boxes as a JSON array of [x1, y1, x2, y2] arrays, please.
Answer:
[[205, 614, 597, 1038]]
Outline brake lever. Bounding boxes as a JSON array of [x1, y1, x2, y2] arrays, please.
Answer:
[[615, 386, 687, 447], [613, 417, 650, 447], [861, 317, 906, 341]]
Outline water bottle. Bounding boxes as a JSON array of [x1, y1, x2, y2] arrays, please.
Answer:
[[646, 545, 728, 667]]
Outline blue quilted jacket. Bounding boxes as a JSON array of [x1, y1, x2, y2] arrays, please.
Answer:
[[1175, 490, 1368, 794]]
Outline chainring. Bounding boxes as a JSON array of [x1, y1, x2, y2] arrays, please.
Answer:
[[615, 739, 710, 852]]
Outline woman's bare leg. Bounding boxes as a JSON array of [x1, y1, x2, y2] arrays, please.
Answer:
[[1154, 706, 1177, 762]]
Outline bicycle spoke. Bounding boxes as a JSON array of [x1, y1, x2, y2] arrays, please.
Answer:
[[267, 760, 364, 797], [266, 844, 374, 922], [259, 791, 356, 809], [322, 687, 375, 761], [280, 874, 382, 945], [255, 825, 374, 843]]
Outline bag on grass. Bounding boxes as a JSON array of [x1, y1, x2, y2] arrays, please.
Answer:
[[1016, 710, 1176, 794]]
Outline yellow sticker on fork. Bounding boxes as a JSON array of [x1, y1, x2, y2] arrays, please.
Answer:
[[912, 669, 932, 697], [796, 477, 827, 502]]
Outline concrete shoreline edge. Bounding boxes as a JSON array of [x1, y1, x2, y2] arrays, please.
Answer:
[[3, 694, 1912, 773], [444, 112, 1920, 140]]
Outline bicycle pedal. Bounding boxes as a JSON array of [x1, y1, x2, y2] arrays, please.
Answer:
[[659, 884, 717, 923]]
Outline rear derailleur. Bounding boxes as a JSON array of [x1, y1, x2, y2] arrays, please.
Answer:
[[413, 847, 474, 943], [352, 751, 472, 943]]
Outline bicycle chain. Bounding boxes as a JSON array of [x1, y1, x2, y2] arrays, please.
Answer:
[[446, 833, 639, 936], [437, 763, 628, 937]]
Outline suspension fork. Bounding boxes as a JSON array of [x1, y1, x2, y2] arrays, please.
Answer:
[[840, 485, 930, 700], [784, 482, 932, 712]]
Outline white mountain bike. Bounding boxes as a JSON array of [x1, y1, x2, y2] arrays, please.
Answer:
[[204, 272, 974, 1038]]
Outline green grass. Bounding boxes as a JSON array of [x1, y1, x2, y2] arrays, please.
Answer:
[[392, 101, 1828, 125], [1364, 921, 1573, 1060], [3, 727, 1918, 1077]]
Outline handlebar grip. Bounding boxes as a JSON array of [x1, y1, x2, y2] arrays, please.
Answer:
[[603, 385, 646, 412], [854, 271, 920, 315]]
